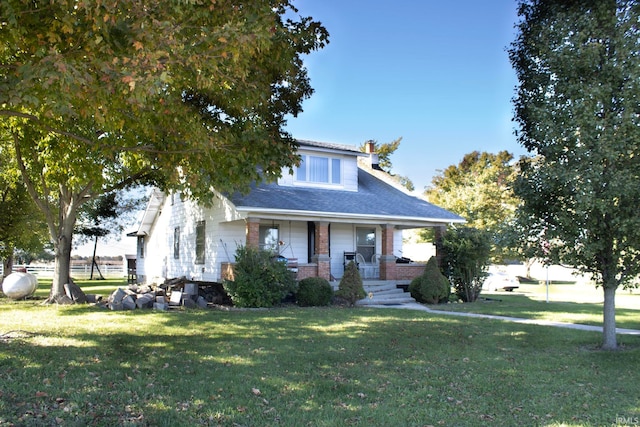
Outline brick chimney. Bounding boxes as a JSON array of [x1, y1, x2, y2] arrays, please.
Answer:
[[365, 140, 381, 170]]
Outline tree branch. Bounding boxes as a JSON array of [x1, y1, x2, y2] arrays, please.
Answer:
[[0, 110, 215, 155]]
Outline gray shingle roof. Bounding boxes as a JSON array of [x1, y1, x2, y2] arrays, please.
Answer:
[[228, 168, 465, 226]]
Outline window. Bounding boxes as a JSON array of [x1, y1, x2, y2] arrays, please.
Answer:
[[173, 227, 180, 259], [356, 228, 376, 261], [137, 236, 145, 258], [259, 225, 279, 252], [296, 155, 342, 184], [195, 221, 205, 264]]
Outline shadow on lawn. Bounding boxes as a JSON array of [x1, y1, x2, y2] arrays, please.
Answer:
[[3, 304, 640, 425]]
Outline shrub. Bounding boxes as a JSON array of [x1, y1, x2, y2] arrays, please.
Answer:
[[409, 257, 450, 304], [335, 261, 366, 306], [441, 226, 492, 302], [296, 277, 333, 307], [223, 245, 297, 308]]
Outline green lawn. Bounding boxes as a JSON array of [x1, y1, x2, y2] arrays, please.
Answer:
[[430, 282, 640, 331], [1, 279, 639, 426]]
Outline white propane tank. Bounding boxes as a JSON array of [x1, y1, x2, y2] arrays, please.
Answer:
[[2, 272, 38, 299]]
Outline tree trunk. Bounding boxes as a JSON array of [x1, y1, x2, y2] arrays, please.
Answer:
[[2, 254, 13, 278], [602, 285, 618, 350], [90, 235, 97, 280], [46, 223, 75, 304], [524, 258, 534, 279]]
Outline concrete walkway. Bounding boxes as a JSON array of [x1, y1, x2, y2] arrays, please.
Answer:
[[369, 302, 640, 336]]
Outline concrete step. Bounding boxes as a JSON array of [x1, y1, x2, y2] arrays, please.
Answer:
[[359, 283, 416, 305], [357, 294, 416, 306], [330, 280, 417, 306], [364, 288, 404, 296]]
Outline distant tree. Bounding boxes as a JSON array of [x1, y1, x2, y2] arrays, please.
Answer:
[[359, 138, 415, 191], [0, 1, 328, 302], [76, 190, 143, 279], [422, 151, 519, 261], [425, 151, 517, 232], [509, 0, 640, 349]]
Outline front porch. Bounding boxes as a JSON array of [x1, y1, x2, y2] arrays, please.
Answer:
[[244, 218, 442, 283]]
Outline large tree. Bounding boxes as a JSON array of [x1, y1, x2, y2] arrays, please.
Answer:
[[0, 0, 328, 302], [509, 0, 640, 349]]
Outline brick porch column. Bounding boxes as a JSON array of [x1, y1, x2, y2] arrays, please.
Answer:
[[379, 224, 397, 280], [246, 217, 260, 247], [311, 221, 331, 281]]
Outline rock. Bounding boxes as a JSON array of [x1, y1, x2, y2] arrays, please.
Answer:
[[85, 294, 103, 304], [135, 293, 154, 309], [64, 281, 87, 304], [122, 295, 137, 310]]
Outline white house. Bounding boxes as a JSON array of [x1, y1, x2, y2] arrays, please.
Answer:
[[131, 140, 465, 285]]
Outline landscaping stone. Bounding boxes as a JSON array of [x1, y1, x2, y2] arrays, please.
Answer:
[[122, 295, 137, 310]]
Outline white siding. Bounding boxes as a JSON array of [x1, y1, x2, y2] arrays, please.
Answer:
[[276, 221, 309, 263], [139, 193, 247, 284], [329, 223, 355, 279], [341, 157, 358, 192], [138, 202, 171, 284], [394, 230, 404, 259]]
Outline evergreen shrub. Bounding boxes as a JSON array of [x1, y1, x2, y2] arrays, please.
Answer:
[[296, 277, 333, 307], [335, 261, 366, 306], [409, 257, 450, 304]]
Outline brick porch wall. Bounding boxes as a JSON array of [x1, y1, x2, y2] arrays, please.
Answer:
[[220, 262, 319, 282], [395, 263, 426, 281], [296, 264, 319, 281]]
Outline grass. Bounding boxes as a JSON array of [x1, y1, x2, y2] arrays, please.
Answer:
[[1, 279, 639, 426], [430, 282, 640, 331]]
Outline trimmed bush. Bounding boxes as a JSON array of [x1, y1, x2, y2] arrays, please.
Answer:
[[409, 257, 450, 304], [223, 245, 297, 308], [296, 277, 333, 307], [335, 261, 366, 306]]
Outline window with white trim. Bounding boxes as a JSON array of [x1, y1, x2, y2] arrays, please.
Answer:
[[259, 225, 279, 252], [295, 155, 342, 185], [137, 236, 145, 258], [173, 227, 180, 259], [195, 221, 205, 264]]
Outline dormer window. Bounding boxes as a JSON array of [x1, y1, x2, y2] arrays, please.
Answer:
[[296, 155, 342, 185]]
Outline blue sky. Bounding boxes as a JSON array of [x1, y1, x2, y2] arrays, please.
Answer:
[[285, 0, 526, 192]]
